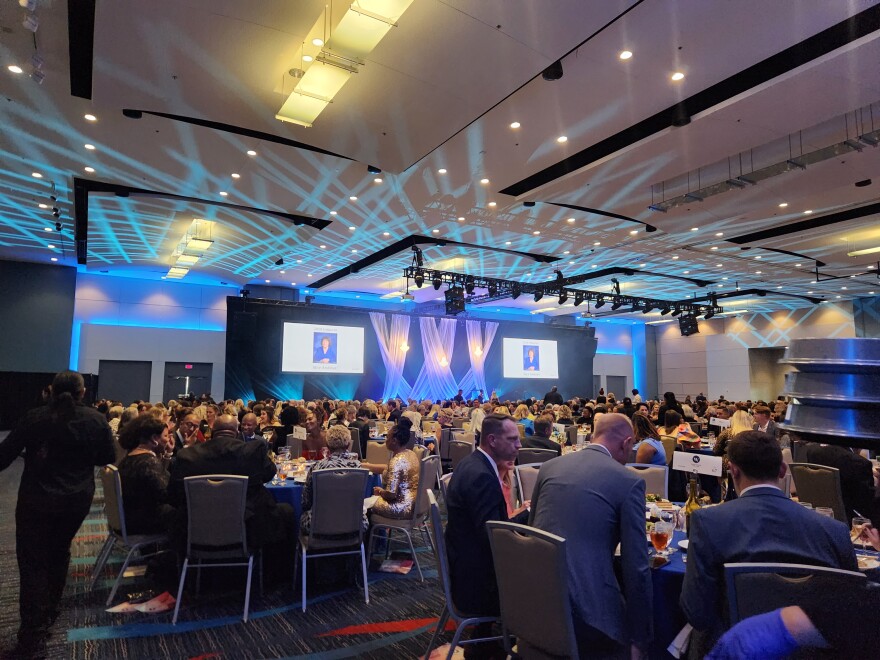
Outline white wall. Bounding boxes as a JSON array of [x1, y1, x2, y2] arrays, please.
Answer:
[[593, 323, 635, 397], [655, 303, 855, 401], [73, 273, 235, 401]]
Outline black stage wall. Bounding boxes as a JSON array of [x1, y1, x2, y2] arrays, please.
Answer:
[[225, 298, 597, 403]]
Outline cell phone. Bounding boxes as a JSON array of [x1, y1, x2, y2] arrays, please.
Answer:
[[650, 556, 669, 570]]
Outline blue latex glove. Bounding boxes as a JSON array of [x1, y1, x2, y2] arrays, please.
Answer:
[[706, 609, 799, 660]]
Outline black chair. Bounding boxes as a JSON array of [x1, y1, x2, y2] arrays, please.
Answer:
[[517, 448, 557, 465]]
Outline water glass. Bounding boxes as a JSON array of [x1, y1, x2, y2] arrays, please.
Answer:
[[651, 521, 674, 557], [815, 507, 834, 518], [799, 502, 813, 509], [852, 517, 870, 549]]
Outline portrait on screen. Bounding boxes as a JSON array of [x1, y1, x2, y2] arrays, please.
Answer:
[[523, 345, 540, 371], [312, 332, 338, 364]]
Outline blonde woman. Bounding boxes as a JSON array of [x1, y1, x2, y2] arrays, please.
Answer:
[[556, 405, 574, 426], [713, 410, 754, 461], [493, 405, 511, 416], [512, 404, 534, 435]]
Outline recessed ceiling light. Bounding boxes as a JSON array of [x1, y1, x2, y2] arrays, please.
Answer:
[[533, 230, 540, 235], [457, 216, 465, 221], [374, 177, 383, 183], [639, 263, 646, 267], [850, 275, 856, 278], [44, 227, 52, 232], [84, 143, 96, 150], [779, 202, 788, 208], [671, 72, 685, 81], [432, 229, 440, 233], [619, 50, 633, 60], [84, 114, 97, 121], [716, 264, 723, 267], [556, 136, 568, 143], [280, 270, 286, 274], [710, 246, 718, 250], [330, 211, 337, 215], [842, 286, 848, 290], [349, 196, 357, 201], [247, 150, 257, 156], [291, 282, 297, 286], [755, 270, 762, 274], [8, 65, 23, 74], [231, 173, 240, 179], [777, 285, 783, 289], [38, 203, 47, 209], [50, 257, 58, 262], [480, 178, 489, 185], [715, 232, 723, 236], [320, 244, 326, 249], [691, 227, 699, 231], [672, 255, 679, 259], [297, 259, 302, 263], [591, 264, 597, 268], [509, 121, 520, 129], [31, 172, 43, 178], [836, 295, 841, 299], [567, 218, 575, 223], [438, 168, 446, 174], [808, 291, 813, 294], [488, 201, 497, 207], [219, 191, 228, 196], [717, 284, 724, 289], [755, 256, 762, 259], [47, 244, 55, 249], [383, 232, 390, 236], [348, 225, 356, 231], [563, 250, 570, 255], [265, 279, 270, 283], [351, 249, 358, 253], [630, 230, 638, 235], [683, 270, 690, 274], [722, 277, 728, 280], [84, 166, 95, 173], [505, 241, 512, 245], [312, 38, 324, 46], [303, 55, 314, 62], [326, 264, 333, 267], [804, 210, 813, 214], [568, 261, 575, 265]]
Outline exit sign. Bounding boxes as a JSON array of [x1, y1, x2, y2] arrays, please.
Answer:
[[185, 364, 193, 370]]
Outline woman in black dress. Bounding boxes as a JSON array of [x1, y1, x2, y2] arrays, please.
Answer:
[[117, 415, 175, 534]]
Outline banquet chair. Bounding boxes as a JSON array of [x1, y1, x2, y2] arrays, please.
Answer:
[[423, 420, 438, 434], [173, 475, 259, 624], [516, 423, 526, 439], [452, 417, 466, 429], [514, 464, 542, 503], [487, 521, 577, 659], [366, 440, 391, 465], [349, 428, 363, 458], [724, 562, 865, 626], [449, 439, 474, 470], [458, 432, 476, 445], [439, 428, 453, 461], [781, 447, 793, 467], [423, 491, 503, 660], [626, 463, 669, 500], [295, 468, 370, 612], [439, 473, 453, 502], [659, 435, 677, 466], [412, 444, 428, 460], [367, 455, 439, 581], [788, 463, 846, 521], [93, 465, 171, 605], [462, 422, 472, 432], [517, 448, 557, 465]]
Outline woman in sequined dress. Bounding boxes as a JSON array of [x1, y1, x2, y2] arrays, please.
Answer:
[[370, 417, 420, 519]]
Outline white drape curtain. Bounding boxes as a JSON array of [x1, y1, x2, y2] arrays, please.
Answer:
[[457, 320, 498, 398], [410, 316, 458, 401], [369, 312, 412, 401]]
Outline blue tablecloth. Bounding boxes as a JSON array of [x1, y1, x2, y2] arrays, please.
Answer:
[[650, 530, 688, 658]]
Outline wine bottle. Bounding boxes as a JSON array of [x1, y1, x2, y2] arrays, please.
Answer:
[[684, 475, 701, 538]]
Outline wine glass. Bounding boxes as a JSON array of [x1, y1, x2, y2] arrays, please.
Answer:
[[651, 521, 674, 557], [852, 517, 870, 550]]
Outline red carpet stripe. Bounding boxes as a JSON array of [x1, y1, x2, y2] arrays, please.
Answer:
[[317, 617, 456, 637]]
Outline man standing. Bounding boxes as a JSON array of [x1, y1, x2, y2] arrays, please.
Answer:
[[542, 386, 563, 405], [529, 413, 652, 658], [521, 417, 561, 455], [681, 431, 857, 656], [631, 388, 642, 404], [453, 389, 465, 403], [446, 414, 530, 658]]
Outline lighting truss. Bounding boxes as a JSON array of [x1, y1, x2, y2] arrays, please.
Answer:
[[403, 266, 722, 317]]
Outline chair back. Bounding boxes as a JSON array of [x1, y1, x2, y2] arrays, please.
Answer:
[[439, 473, 453, 501], [690, 421, 703, 436], [452, 417, 466, 429], [414, 455, 440, 520], [309, 468, 369, 540], [789, 463, 846, 521], [366, 440, 391, 465], [462, 422, 472, 433], [626, 463, 669, 499], [449, 439, 474, 469], [427, 490, 465, 617], [349, 428, 363, 458], [565, 425, 579, 446], [422, 454, 442, 497], [516, 423, 526, 439], [781, 447, 793, 467], [287, 433, 303, 459], [487, 522, 578, 658], [439, 427, 453, 460], [459, 432, 476, 445], [514, 464, 542, 503], [422, 420, 438, 434], [100, 464, 129, 542], [376, 421, 391, 436], [724, 562, 866, 626], [659, 435, 677, 466], [184, 475, 249, 560], [517, 448, 557, 465], [412, 444, 428, 460]]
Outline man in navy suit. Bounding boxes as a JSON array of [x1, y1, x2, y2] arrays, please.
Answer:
[[445, 413, 531, 658], [681, 431, 857, 657], [530, 413, 652, 658]]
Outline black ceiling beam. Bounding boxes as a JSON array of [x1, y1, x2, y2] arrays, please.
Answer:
[[740, 246, 826, 268], [121, 109, 355, 162], [682, 288, 823, 305], [310, 235, 560, 290], [548, 202, 657, 232], [68, 0, 96, 99], [558, 267, 713, 289], [72, 178, 331, 265], [500, 5, 880, 197], [728, 201, 880, 245]]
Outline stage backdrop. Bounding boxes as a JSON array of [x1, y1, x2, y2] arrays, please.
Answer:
[[225, 298, 597, 402]]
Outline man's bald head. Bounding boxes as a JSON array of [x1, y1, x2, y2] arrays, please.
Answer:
[[592, 413, 635, 465], [212, 414, 239, 436]]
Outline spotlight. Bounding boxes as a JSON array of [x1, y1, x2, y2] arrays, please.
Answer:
[[534, 290, 544, 303], [542, 60, 563, 81], [414, 272, 425, 288], [122, 109, 143, 119], [611, 298, 624, 311], [432, 276, 442, 291], [22, 13, 38, 33], [594, 297, 606, 309], [671, 307, 683, 317], [558, 291, 568, 305], [274, 257, 284, 266], [488, 282, 498, 297], [511, 285, 521, 300], [642, 303, 653, 314], [367, 165, 381, 175], [660, 306, 671, 315], [464, 275, 475, 295], [54, 221, 62, 232], [704, 308, 715, 320], [573, 292, 584, 306], [671, 103, 691, 127], [51, 207, 59, 217], [523, 201, 536, 208]]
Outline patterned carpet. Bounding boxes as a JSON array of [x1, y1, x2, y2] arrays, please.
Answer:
[[0, 455, 453, 659]]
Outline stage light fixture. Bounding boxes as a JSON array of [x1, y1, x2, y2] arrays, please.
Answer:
[[432, 276, 442, 291], [488, 282, 498, 297], [558, 291, 569, 305], [464, 275, 475, 295], [671, 307, 682, 316], [704, 308, 715, 319], [642, 303, 653, 314], [51, 207, 59, 218], [611, 298, 624, 310], [573, 292, 584, 306], [367, 165, 381, 174], [239, 289, 250, 298], [414, 272, 425, 288], [54, 221, 62, 232], [511, 285, 521, 300], [542, 60, 563, 81], [274, 257, 284, 266], [660, 306, 671, 315], [534, 290, 544, 303], [594, 297, 606, 309]]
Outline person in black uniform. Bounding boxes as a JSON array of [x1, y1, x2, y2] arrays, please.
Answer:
[[0, 371, 115, 654]]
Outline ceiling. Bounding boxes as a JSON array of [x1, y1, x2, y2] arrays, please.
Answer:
[[1, 0, 879, 321]]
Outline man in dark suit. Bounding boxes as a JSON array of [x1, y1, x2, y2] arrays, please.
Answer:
[[521, 417, 561, 455], [751, 405, 777, 436], [445, 413, 530, 658], [530, 414, 652, 658], [803, 441, 875, 524], [542, 386, 563, 405], [169, 415, 294, 553], [349, 406, 372, 458], [681, 431, 857, 657]]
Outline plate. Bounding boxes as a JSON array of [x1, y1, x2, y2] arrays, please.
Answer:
[[677, 539, 689, 551], [857, 555, 880, 571]]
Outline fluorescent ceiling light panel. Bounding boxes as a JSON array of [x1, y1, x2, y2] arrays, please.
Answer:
[[185, 237, 214, 252], [167, 267, 189, 279], [276, 0, 415, 127], [176, 254, 200, 265], [847, 246, 880, 257]]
